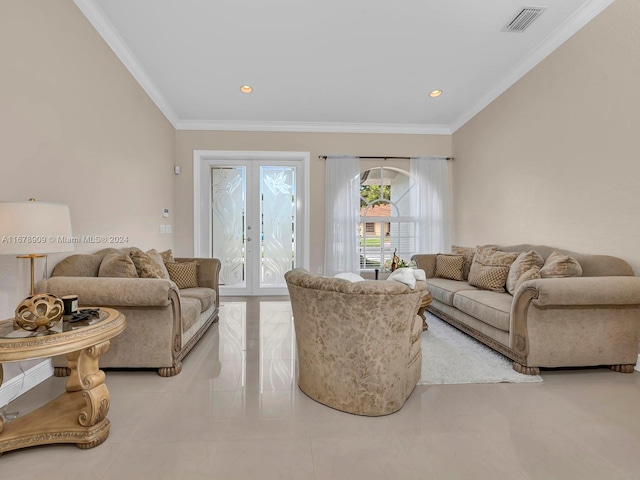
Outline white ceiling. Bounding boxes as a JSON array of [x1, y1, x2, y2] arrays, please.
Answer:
[[75, 0, 613, 134]]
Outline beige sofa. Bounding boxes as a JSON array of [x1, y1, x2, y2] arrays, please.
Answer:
[[413, 244, 640, 375], [41, 248, 220, 377], [285, 268, 427, 416]]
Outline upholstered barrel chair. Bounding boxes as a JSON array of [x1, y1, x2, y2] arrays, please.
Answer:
[[285, 268, 428, 416]]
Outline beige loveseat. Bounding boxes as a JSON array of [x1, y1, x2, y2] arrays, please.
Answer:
[[413, 244, 640, 375], [285, 268, 427, 416], [41, 248, 220, 377]]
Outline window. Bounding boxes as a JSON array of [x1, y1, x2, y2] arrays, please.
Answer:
[[359, 167, 415, 271]]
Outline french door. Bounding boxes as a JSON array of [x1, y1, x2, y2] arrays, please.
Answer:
[[194, 151, 309, 295]]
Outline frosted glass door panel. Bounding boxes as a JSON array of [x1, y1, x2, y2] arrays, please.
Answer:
[[260, 167, 296, 288], [211, 167, 246, 287]]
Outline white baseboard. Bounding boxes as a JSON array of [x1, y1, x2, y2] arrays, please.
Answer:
[[636, 355, 640, 373], [0, 360, 53, 408]]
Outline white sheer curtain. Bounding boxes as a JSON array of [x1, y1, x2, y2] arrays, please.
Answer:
[[410, 157, 451, 254], [324, 156, 360, 276]]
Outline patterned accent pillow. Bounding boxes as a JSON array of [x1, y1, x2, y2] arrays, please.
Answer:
[[165, 261, 199, 289], [98, 253, 138, 278], [468, 246, 520, 293], [506, 250, 544, 295], [130, 249, 170, 279], [434, 254, 464, 281], [540, 251, 582, 278], [451, 246, 476, 280], [513, 266, 542, 293]]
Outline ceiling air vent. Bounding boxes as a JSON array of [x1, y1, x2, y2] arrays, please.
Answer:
[[503, 6, 547, 32]]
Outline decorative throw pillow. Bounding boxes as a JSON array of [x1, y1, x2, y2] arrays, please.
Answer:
[[160, 249, 175, 263], [413, 268, 427, 282], [387, 268, 416, 289], [52, 254, 103, 277], [539, 251, 582, 278], [451, 246, 476, 280], [434, 254, 464, 281], [468, 246, 519, 293], [506, 250, 544, 295], [165, 261, 199, 289], [98, 253, 139, 278], [513, 266, 542, 293], [130, 249, 171, 279]]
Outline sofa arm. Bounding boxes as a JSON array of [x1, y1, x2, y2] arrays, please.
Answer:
[[174, 258, 219, 289], [515, 276, 640, 308], [411, 254, 437, 278], [41, 277, 177, 307], [509, 276, 640, 358]]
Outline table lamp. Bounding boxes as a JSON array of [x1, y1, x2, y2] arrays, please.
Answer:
[[0, 199, 74, 330]]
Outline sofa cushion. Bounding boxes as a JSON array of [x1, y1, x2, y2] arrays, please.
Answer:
[[426, 278, 478, 306], [95, 247, 142, 258], [180, 296, 201, 333], [451, 246, 476, 280], [453, 289, 512, 332], [506, 250, 544, 295], [540, 251, 583, 278], [468, 246, 519, 293], [165, 261, 198, 289], [180, 287, 216, 312], [514, 266, 542, 292], [130, 249, 170, 280], [435, 254, 464, 281], [52, 254, 103, 277], [98, 253, 138, 278]]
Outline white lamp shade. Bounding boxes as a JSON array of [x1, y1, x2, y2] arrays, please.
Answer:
[[0, 200, 74, 255]]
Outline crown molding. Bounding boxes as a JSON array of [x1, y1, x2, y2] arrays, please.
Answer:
[[75, 0, 612, 136], [175, 120, 451, 135], [449, 0, 614, 133], [72, 0, 448, 136], [73, 0, 179, 127]]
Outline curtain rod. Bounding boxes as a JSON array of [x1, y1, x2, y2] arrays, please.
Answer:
[[319, 155, 454, 161]]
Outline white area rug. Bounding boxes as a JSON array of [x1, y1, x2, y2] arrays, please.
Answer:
[[418, 313, 543, 384]]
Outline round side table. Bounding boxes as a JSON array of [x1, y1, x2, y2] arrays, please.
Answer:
[[0, 307, 125, 453]]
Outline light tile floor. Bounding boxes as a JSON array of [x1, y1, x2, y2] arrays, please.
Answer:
[[2, 296, 640, 479]]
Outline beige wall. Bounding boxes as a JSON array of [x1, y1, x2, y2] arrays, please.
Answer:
[[452, 0, 640, 274], [174, 131, 451, 272], [0, 1, 175, 385]]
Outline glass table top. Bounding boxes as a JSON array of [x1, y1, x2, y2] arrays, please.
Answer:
[[0, 309, 108, 340]]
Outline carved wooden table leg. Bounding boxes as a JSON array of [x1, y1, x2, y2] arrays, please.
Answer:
[[0, 307, 124, 454], [417, 291, 433, 331], [65, 340, 112, 448]]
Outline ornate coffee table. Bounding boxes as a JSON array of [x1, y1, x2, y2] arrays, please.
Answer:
[[0, 307, 125, 453]]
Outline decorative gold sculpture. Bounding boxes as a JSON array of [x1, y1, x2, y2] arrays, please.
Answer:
[[390, 248, 400, 272], [15, 293, 64, 331]]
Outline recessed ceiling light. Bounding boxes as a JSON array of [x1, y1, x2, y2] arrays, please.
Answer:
[[429, 89, 442, 98], [240, 85, 253, 94]]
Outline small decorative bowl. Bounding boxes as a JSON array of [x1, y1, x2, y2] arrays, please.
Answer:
[[15, 294, 64, 331]]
